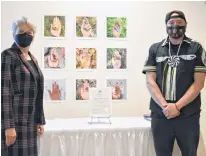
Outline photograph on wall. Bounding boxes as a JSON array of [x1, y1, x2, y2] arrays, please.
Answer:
[[43, 15, 66, 38], [76, 48, 97, 69], [107, 48, 127, 69], [107, 79, 127, 100], [76, 79, 97, 100], [43, 47, 66, 69], [76, 16, 97, 38], [44, 79, 66, 102], [107, 17, 127, 39]]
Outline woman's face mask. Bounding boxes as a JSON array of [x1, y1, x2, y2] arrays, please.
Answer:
[[14, 32, 33, 48], [14, 24, 34, 48]]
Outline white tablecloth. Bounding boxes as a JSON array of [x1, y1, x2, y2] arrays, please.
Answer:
[[38, 117, 180, 156]]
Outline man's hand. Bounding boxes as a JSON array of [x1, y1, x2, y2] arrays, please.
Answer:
[[163, 103, 180, 119], [5, 128, 16, 146], [162, 103, 168, 109], [37, 125, 44, 136], [176, 72, 205, 110]]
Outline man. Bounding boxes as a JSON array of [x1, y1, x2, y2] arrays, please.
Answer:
[[142, 10, 206, 156]]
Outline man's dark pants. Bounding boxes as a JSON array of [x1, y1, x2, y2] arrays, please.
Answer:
[[151, 113, 200, 156]]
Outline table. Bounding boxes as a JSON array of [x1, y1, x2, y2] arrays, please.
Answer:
[[38, 117, 181, 156]]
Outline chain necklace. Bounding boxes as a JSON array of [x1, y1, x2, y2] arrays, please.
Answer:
[[168, 41, 182, 67]]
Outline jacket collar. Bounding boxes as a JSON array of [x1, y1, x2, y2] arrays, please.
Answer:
[[11, 42, 37, 63], [161, 35, 191, 47]]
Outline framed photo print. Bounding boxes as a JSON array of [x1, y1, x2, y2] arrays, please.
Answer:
[[43, 15, 66, 39], [43, 47, 66, 70], [44, 78, 66, 102], [106, 79, 127, 100], [106, 17, 127, 39], [76, 16, 97, 39], [107, 48, 127, 69], [76, 48, 97, 70], [76, 79, 97, 100]]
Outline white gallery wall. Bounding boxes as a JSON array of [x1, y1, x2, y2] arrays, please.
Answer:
[[1, 1, 206, 153]]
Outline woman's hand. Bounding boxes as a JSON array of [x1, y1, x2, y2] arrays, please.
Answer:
[[37, 125, 44, 136], [5, 128, 16, 146]]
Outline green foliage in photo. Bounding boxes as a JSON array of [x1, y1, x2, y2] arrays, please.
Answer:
[[107, 17, 127, 38], [44, 16, 65, 37], [76, 17, 97, 37]]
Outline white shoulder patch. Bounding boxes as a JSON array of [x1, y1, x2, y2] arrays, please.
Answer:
[[191, 39, 197, 43], [201, 47, 206, 66], [192, 40, 206, 66]]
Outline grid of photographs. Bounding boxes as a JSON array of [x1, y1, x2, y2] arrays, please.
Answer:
[[42, 15, 128, 102]]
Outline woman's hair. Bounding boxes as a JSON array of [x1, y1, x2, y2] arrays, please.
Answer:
[[12, 16, 36, 35]]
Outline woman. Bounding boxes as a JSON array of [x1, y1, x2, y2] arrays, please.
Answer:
[[1, 16, 46, 156]]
